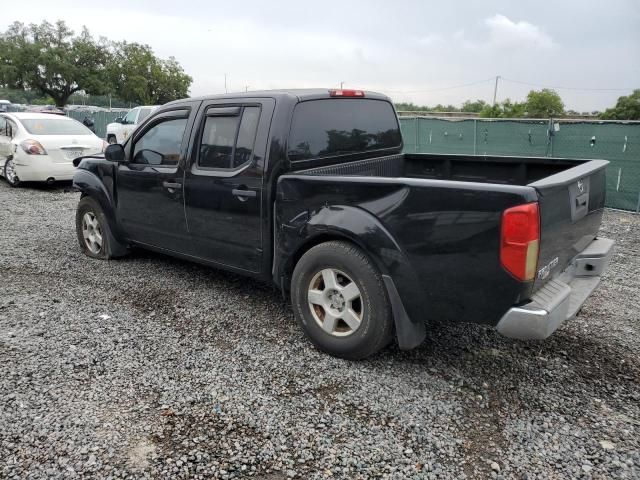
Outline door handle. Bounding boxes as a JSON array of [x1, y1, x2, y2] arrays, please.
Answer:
[[232, 188, 257, 199], [163, 181, 182, 189]]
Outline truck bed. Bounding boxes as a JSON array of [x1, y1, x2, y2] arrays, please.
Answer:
[[279, 152, 608, 327], [297, 152, 594, 186]]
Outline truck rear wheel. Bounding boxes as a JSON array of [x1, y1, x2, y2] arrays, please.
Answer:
[[291, 241, 393, 360]]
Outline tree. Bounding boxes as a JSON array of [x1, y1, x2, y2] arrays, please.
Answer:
[[599, 90, 640, 120], [108, 42, 192, 105], [0, 21, 110, 107], [461, 99, 488, 113], [479, 99, 526, 118], [525, 88, 564, 118]]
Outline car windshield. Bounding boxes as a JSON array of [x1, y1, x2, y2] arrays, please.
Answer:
[[20, 118, 93, 136]]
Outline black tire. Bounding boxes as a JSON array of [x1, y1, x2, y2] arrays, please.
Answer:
[[107, 135, 117, 145], [3, 157, 21, 187], [75, 196, 128, 260], [291, 241, 393, 360]]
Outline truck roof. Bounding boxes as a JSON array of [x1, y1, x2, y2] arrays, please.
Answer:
[[166, 89, 391, 105]]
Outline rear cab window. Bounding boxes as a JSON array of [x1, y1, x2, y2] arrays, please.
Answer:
[[288, 98, 402, 163]]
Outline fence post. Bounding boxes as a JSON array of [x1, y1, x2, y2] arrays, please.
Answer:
[[473, 119, 477, 155]]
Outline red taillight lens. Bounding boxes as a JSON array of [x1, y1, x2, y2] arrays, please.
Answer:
[[329, 89, 365, 97], [500, 202, 540, 281], [20, 139, 47, 155]]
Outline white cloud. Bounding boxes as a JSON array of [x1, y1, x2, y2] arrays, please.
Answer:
[[484, 14, 554, 49]]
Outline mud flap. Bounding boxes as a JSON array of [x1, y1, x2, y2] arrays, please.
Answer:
[[382, 275, 426, 350]]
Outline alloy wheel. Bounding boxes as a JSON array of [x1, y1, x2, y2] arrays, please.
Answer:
[[82, 212, 103, 254], [307, 268, 363, 337]]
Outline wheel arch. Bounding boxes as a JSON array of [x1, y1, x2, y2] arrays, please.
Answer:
[[275, 205, 427, 350], [73, 169, 124, 243]]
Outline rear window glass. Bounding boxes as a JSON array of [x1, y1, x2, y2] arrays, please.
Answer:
[[288, 99, 401, 162], [20, 118, 93, 136]]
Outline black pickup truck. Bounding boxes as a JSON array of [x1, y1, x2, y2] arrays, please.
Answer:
[[73, 89, 614, 359]]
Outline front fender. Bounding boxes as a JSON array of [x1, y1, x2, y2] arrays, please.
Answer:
[[73, 166, 123, 241], [276, 204, 427, 349]]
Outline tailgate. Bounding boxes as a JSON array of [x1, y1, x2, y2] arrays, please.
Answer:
[[529, 159, 608, 291]]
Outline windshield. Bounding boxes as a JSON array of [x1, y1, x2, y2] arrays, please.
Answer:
[[20, 118, 94, 136], [137, 108, 152, 123], [123, 109, 138, 124]]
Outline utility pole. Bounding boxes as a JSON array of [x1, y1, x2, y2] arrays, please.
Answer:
[[245, 85, 249, 93], [340, 81, 344, 89], [224, 74, 228, 93], [492, 75, 501, 106]]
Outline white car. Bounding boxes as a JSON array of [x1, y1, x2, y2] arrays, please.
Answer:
[[106, 105, 159, 144], [0, 112, 106, 187]]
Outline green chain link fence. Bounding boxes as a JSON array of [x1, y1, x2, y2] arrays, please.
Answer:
[[399, 117, 640, 212], [66, 110, 123, 139]]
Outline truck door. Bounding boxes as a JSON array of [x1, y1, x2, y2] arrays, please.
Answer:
[[115, 106, 196, 252], [183, 98, 275, 273]]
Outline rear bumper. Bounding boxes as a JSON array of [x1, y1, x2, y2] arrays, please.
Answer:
[[13, 156, 76, 182], [496, 237, 614, 340]]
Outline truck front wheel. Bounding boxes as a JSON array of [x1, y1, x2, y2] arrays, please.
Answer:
[[291, 241, 393, 360], [75, 196, 127, 260]]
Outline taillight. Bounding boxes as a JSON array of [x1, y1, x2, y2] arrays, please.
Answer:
[[20, 139, 47, 155], [500, 202, 540, 281], [329, 89, 365, 97]]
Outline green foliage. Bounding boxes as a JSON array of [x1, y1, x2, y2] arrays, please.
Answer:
[[107, 42, 192, 105], [394, 102, 434, 112], [0, 21, 110, 107], [461, 99, 488, 113], [600, 89, 640, 120], [479, 99, 527, 118], [525, 89, 564, 118], [0, 20, 192, 108]]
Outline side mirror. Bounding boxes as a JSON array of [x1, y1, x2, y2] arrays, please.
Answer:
[[115, 117, 124, 124], [104, 144, 126, 162]]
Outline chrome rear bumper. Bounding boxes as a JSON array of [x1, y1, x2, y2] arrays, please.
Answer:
[[496, 237, 614, 340]]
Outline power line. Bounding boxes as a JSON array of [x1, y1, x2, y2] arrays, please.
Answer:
[[501, 78, 634, 92], [379, 78, 495, 94]]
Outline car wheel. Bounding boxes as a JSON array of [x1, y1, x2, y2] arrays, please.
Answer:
[[3, 157, 21, 187], [291, 240, 393, 360], [75, 196, 127, 260], [107, 135, 117, 145]]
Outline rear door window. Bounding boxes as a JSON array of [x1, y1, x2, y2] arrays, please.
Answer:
[[288, 98, 402, 162], [197, 106, 261, 170]]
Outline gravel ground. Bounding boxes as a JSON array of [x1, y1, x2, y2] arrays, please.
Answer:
[[0, 180, 639, 480]]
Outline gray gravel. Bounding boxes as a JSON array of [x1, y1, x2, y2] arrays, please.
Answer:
[[0, 180, 639, 480]]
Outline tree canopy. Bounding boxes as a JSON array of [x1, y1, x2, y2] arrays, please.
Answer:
[[525, 89, 564, 118], [599, 90, 640, 120], [107, 42, 192, 106], [0, 20, 192, 107]]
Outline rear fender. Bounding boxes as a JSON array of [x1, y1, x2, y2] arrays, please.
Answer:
[[276, 205, 426, 349]]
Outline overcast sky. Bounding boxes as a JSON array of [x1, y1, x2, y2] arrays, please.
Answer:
[[2, 0, 639, 111]]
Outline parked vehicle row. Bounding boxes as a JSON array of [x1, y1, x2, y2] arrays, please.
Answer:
[[0, 113, 106, 187], [69, 89, 613, 359]]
